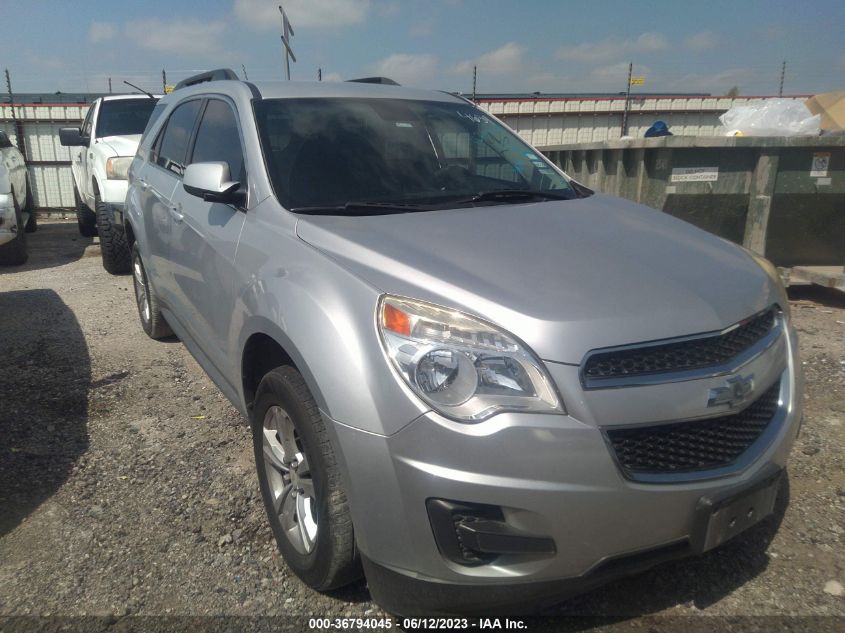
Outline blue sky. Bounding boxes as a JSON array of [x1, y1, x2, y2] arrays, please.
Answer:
[[3, 0, 844, 96]]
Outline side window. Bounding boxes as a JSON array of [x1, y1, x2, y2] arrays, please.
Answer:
[[154, 99, 202, 176], [190, 100, 246, 183], [81, 104, 95, 138]]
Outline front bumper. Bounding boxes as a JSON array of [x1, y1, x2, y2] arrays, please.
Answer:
[[328, 323, 803, 614]]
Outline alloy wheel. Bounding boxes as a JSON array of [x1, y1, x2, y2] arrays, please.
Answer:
[[132, 255, 150, 324], [262, 405, 318, 554]]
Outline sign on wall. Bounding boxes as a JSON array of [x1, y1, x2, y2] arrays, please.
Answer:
[[670, 166, 719, 182]]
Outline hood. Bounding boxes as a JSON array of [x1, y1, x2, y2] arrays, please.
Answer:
[[295, 194, 781, 364], [96, 134, 142, 157]]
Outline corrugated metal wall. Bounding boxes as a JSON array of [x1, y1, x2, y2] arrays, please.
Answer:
[[1, 103, 89, 209], [477, 96, 806, 149]]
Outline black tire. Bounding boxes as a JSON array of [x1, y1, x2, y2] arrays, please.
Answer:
[[0, 196, 28, 266], [75, 186, 97, 237], [131, 243, 173, 339], [252, 366, 360, 591], [23, 183, 37, 233], [96, 191, 131, 274]]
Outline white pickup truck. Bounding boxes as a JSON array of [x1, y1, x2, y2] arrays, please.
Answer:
[[60, 94, 160, 274], [0, 130, 36, 265]]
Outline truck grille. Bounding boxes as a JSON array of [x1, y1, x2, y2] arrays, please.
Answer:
[[584, 308, 776, 381], [606, 379, 781, 476]]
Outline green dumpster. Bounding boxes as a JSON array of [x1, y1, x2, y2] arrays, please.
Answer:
[[542, 136, 845, 267]]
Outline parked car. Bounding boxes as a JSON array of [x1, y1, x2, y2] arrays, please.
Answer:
[[0, 130, 36, 265], [60, 94, 160, 273], [124, 70, 803, 615]]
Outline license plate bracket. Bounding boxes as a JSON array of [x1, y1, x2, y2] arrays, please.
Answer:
[[690, 465, 782, 554]]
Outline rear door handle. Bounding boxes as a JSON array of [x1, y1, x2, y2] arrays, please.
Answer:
[[138, 178, 148, 190], [168, 203, 184, 223]]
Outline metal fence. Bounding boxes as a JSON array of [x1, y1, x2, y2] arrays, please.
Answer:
[[478, 95, 807, 148], [0, 103, 87, 210]]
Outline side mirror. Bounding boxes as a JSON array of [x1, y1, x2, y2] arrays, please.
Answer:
[[59, 127, 89, 147], [0, 131, 11, 148], [183, 162, 245, 206]]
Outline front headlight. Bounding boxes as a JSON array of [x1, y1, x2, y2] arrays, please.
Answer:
[[378, 295, 563, 422], [106, 156, 133, 180]]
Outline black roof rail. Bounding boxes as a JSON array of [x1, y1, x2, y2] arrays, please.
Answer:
[[346, 76, 400, 86], [174, 68, 240, 91]]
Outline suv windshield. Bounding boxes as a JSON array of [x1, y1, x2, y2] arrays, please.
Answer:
[[254, 98, 576, 212], [96, 98, 159, 138]]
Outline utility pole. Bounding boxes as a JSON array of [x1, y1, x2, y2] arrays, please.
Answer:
[[318, 67, 322, 81], [778, 60, 786, 97], [279, 4, 296, 80], [621, 62, 633, 137], [472, 65, 477, 102], [5, 69, 24, 155], [161, 69, 167, 93], [241, 64, 249, 80], [108, 77, 112, 94], [5, 68, 13, 108]]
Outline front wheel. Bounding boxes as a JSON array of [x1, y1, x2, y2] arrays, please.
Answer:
[[74, 187, 97, 237], [131, 243, 173, 339], [96, 193, 131, 274], [23, 184, 37, 233], [252, 366, 360, 591]]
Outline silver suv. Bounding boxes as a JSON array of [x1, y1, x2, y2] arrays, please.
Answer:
[[125, 69, 803, 615]]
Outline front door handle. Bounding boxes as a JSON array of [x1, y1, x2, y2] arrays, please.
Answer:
[[168, 203, 184, 223], [138, 178, 148, 191]]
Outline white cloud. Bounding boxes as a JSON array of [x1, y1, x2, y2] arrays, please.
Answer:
[[88, 21, 117, 43], [234, 0, 370, 30], [370, 53, 437, 86], [322, 72, 343, 82], [124, 19, 227, 56], [557, 32, 668, 64], [452, 42, 525, 75], [685, 31, 718, 51]]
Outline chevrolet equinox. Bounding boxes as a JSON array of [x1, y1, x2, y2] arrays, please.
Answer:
[[124, 69, 803, 615]]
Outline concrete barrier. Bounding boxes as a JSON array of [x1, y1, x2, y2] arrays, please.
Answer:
[[543, 136, 845, 268]]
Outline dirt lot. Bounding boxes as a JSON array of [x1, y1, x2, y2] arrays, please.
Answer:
[[0, 222, 843, 632]]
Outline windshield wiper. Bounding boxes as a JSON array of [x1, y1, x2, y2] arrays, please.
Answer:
[[290, 201, 429, 215], [464, 189, 573, 203]]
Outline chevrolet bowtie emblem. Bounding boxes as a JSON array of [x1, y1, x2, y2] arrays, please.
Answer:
[[707, 374, 755, 408]]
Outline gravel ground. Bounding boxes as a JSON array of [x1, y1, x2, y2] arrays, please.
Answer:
[[0, 222, 843, 632]]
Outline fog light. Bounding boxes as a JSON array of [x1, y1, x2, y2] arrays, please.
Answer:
[[427, 499, 556, 566]]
